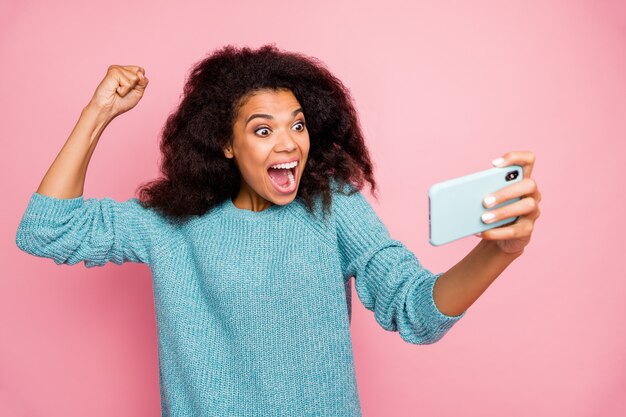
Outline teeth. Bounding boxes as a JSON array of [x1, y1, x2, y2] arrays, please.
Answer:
[[283, 169, 295, 188], [270, 160, 298, 170]]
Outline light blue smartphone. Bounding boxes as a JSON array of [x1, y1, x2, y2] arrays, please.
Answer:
[[428, 165, 523, 246]]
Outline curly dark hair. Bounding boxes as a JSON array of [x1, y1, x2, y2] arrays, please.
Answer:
[[136, 43, 378, 223]]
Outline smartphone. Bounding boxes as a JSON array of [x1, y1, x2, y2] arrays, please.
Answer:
[[428, 165, 523, 246]]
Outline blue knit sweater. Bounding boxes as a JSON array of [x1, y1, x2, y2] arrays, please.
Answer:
[[15, 182, 465, 416]]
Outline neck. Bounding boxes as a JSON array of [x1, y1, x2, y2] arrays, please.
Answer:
[[233, 182, 273, 212]]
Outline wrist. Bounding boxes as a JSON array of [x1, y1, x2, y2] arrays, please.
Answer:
[[82, 101, 115, 124]]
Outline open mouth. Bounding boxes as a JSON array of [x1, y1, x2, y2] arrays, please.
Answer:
[[267, 160, 298, 194]]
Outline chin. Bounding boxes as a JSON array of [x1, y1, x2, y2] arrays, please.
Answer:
[[268, 192, 297, 205]]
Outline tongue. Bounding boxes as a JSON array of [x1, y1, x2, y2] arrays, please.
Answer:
[[268, 168, 290, 187]]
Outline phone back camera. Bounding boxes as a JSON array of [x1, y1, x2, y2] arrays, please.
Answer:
[[505, 170, 519, 181]]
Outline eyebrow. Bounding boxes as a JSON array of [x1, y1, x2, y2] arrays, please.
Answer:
[[245, 108, 304, 125]]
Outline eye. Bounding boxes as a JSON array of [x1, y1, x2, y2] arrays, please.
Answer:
[[255, 127, 271, 137], [292, 121, 306, 132]]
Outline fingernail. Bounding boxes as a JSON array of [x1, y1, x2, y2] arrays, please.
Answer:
[[492, 157, 504, 167], [483, 194, 496, 208], [481, 212, 496, 223], [474, 233, 482, 237]]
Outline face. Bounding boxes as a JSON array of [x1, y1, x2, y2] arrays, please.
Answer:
[[224, 89, 310, 211]]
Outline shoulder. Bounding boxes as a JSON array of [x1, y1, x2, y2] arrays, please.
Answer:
[[327, 179, 390, 239], [328, 178, 375, 217]]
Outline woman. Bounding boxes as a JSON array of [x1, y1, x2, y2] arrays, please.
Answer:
[[16, 44, 541, 416]]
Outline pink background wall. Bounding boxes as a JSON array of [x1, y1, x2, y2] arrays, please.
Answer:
[[2, 0, 625, 415]]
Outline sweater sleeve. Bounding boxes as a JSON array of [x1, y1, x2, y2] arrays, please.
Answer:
[[333, 187, 465, 345], [15, 192, 157, 267]]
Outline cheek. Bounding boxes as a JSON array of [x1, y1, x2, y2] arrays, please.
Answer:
[[240, 146, 272, 182], [300, 135, 311, 154]]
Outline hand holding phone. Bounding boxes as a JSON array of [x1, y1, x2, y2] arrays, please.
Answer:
[[428, 165, 523, 246]]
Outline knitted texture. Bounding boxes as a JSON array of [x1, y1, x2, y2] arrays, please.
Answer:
[[15, 183, 465, 416]]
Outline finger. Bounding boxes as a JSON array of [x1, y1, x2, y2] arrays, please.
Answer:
[[120, 66, 144, 79], [106, 65, 134, 96], [137, 71, 149, 87], [480, 217, 534, 240], [492, 150, 536, 178], [115, 74, 134, 96], [118, 67, 144, 89], [121, 65, 145, 76], [480, 196, 538, 225], [132, 69, 149, 89], [530, 205, 541, 221], [483, 178, 537, 208], [116, 68, 146, 94]]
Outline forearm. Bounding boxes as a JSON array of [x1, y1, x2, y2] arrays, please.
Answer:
[[432, 240, 524, 316], [36, 102, 113, 199]]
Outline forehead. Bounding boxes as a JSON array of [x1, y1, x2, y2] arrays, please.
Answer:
[[237, 89, 301, 116]]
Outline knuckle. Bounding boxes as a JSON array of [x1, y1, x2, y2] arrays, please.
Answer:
[[526, 197, 537, 211], [525, 222, 534, 234]]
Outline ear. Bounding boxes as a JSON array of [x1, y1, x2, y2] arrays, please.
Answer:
[[223, 144, 234, 159]]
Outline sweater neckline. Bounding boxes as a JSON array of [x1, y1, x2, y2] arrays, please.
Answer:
[[222, 197, 286, 219]]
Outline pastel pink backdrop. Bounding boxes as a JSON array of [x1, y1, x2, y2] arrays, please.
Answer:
[[2, 0, 625, 416]]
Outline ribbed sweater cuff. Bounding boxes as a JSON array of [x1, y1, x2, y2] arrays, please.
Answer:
[[424, 272, 466, 322]]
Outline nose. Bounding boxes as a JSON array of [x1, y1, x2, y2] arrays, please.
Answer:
[[276, 129, 297, 152]]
